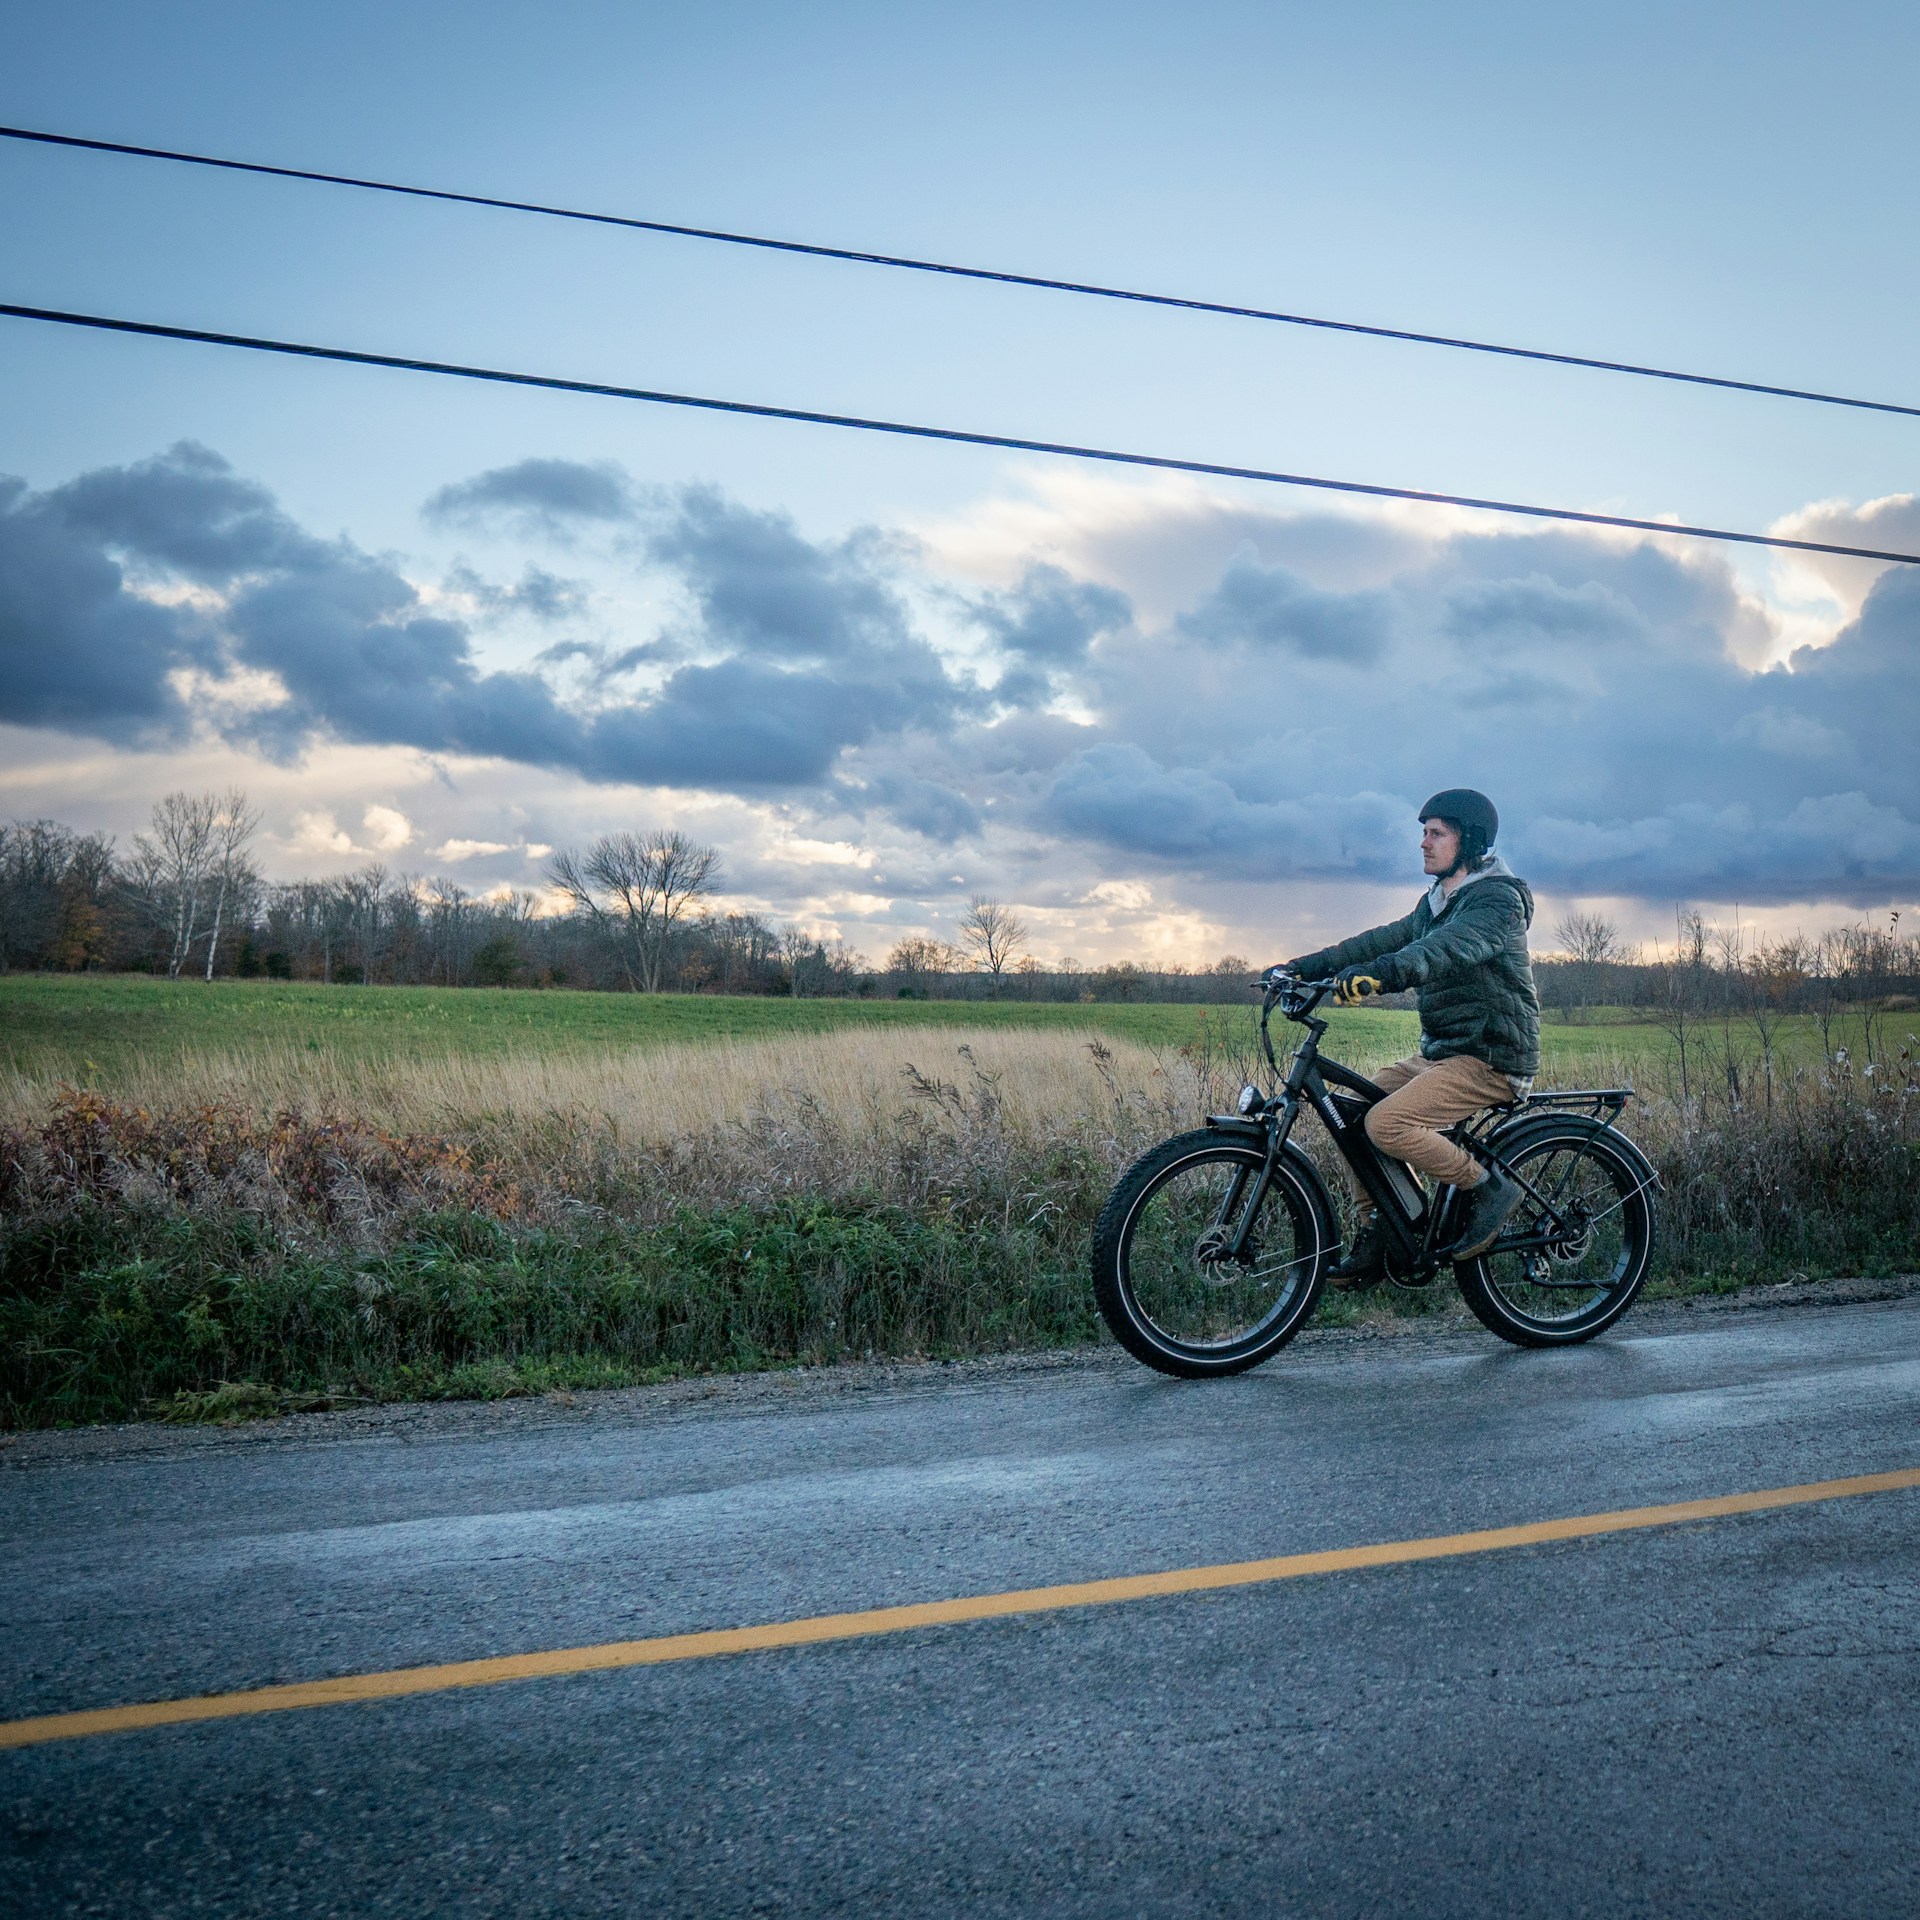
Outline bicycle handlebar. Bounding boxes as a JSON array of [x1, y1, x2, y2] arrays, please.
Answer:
[[1252, 970, 1334, 1006]]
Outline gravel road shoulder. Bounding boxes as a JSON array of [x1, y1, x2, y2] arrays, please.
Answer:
[[6, 1271, 1918, 1473]]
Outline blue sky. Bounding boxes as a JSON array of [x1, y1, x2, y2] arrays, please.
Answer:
[[3, 1, 1916, 962]]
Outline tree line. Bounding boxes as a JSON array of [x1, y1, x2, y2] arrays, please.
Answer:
[[0, 807, 852, 995], [0, 800, 1140, 998], [1542, 907, 1920, 1021], [3, 795, 1914, 1008]]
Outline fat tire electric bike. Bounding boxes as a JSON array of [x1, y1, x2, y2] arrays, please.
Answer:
[[1091, 973, 1659, 1377]]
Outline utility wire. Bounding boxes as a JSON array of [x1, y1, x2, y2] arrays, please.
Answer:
[[4, 122, 1917, 424], [5, 301, 1915, 565]]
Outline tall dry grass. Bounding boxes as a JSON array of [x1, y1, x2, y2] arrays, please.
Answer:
[[0, 1025, 1263, 1426], [0, 1027, 1205, 1148], [4, 1015, 1916, 1427]]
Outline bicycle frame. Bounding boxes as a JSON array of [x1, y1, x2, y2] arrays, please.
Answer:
[[1207, 976, 1640, 1281]]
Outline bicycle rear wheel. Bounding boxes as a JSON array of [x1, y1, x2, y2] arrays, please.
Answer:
[[1455, 1124, 1656, 1347], [1092, 1130, 1332, 1377]]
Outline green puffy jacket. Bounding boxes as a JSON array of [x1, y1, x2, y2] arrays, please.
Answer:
[[1288, 857, 1542, 1077]]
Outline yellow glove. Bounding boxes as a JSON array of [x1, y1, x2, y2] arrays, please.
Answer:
[[1333, 970, 1383, 1007]]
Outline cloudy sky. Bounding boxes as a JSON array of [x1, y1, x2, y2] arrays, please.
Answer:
[[3, 0, 1916, 964]]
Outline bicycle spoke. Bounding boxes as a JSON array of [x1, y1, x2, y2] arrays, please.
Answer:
[[1476, 1137, 1640, 1326], [1122, 1153, 1316, 1351]]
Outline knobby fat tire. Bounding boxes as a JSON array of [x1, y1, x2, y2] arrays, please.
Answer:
[[1454, 1126, 1657, 1348], [1091, 1130, 1333, 1378]]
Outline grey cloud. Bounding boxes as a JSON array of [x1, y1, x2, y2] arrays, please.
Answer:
[[579, 655, 943, 788], [1428, 529, 1739, 663], [48, 441, 331, 583], [648, 486, 909, 662], [974, 564, 1131, 665], [1063, 502, 1429, 624], [603, 639, 683, 672], [1178, 556, 1392, 663], [1728, 709, 1846, 760], [1, 445, 974, 800], [1037, 523, 1920, 903], [422, 459, 637, 536], [222, 551, 583, 768], [447, 563, 590, 624], [0, 473, 204, 740], [16, 437, 1920, 907], [971, 712, 1100, 775], [229, 493, 966, 786], [512, 567, 588, 622], [1523, 791, 1920, 897], [1441, 574, 1644, 648], [988, 664, 1053, 711], [857, 774, 983, 843], [1790, 564, 1920, 689], [634, 486, 971, 759], [534, 636, 682, 675], [536, 638, 601, 666], [1047, 744, 1409, 878]]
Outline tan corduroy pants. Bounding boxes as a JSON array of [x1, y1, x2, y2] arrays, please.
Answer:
[[1348, 1054, 1520, 1222]]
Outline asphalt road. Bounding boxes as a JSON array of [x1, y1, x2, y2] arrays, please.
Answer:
[[5, 1292, 1920, 1918]]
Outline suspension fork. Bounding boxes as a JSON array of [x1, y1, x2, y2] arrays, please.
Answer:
[[1213, 1093, 1301, 1259]]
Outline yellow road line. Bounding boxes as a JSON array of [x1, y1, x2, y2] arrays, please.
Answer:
[[5, 1464, 1917, 1752]]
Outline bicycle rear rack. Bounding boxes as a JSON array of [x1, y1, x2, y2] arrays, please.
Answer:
[[1454, 1086, 1633, 1152], [1519, 1087, 1633, 1118]]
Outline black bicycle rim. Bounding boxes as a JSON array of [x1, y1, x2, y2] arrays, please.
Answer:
[[1473, 1135, 1650, 1331], [1116, 1147, 1321, 1362]]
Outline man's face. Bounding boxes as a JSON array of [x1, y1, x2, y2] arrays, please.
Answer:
[[1421, 817, 1461, 876]]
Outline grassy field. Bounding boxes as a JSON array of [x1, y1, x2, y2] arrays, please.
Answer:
[[0, 971, 1787, 1103], [0, 973, 1297, 1070], [4, 973, 1909, 1135]]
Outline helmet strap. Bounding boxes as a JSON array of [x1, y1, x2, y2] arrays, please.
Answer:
[[1439, 822, 1489, 877]]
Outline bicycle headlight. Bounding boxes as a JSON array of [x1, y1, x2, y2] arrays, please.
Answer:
[[1236, 1083, 1262, 1116]]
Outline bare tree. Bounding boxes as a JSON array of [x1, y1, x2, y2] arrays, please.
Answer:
[[423, 878, 479, 986], [1553, 908, 1621, 1022], [1554, 909, 1621, 966], [1650, 907, 1711, 1112], [201, 789, 262, 981], [885, 934, 959, 996], [0, 820, 117, 970], [128, 791, 221, 979], [779, 925, 831, 998], [277, 878, 351, 983], [957, 896, 1028, 979], [546, 830, 722, 991], [337, 865, 394, 984]]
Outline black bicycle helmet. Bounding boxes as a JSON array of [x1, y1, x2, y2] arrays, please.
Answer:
[[1419, 788, 1499, 869]]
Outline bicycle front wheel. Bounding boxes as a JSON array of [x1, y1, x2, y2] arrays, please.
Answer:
[[1092, 1130, 1333, 1377], [1456, 1124, 1656, 1347]]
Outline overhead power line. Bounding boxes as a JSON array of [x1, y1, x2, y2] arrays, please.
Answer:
[[4, 122, 1917, 423], [4, 301, 1915, 566]]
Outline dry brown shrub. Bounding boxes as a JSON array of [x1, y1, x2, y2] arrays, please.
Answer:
[[4, 1088, 525, 1230]]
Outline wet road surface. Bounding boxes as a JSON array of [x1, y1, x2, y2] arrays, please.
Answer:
[[5, 1294, 1919, 1916]]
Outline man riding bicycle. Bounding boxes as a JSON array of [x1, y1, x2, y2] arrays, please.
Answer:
[[1277, 788, 1541, 1280]]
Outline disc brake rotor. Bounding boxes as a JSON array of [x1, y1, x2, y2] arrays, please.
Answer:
[[1547, 1198, 1596, 1265], [1194, 1224, 1260, 1283]]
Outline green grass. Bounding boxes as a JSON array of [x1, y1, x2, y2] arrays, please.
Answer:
[[0, 971, 1817, 1090], [0, 1199, 1100, 1428]]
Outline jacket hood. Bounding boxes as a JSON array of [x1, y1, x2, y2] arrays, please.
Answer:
[[1427, 853, 1534, 927]]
